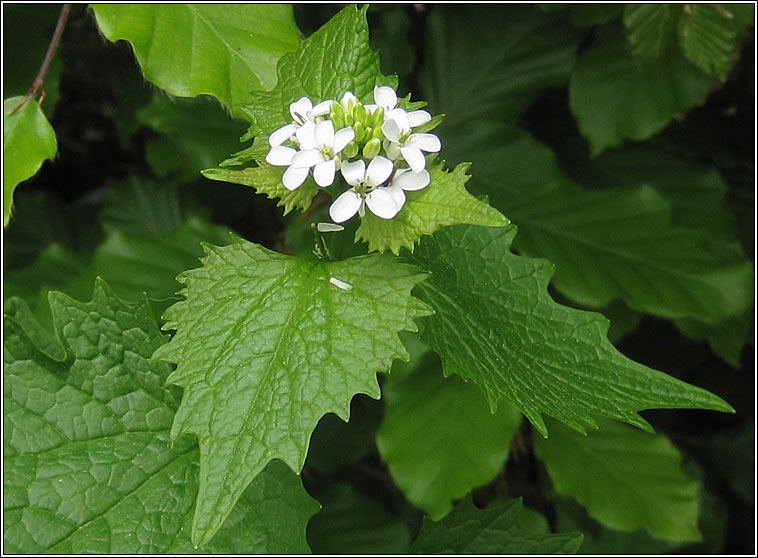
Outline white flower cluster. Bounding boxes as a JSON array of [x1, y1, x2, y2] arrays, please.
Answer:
[[265, 86, 441, 223]]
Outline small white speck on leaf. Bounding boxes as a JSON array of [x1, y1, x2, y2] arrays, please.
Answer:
[[329, 277, 353, 291]]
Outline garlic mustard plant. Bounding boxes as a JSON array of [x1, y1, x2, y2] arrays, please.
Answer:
[[265, 85, 441, 223]]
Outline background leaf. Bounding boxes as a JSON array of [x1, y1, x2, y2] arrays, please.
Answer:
[[377, 352, 522, 519], [306, 483, 411, 554], [534, 417, 702, 542], [411, 497, 583, 554], [90, 4, 301, 118], [678, 4, 739, 79], [3, 97, 57, 226], [136, 94, 249, 183], [405, 224, 734, 437], [420, 4, 580, 129], [569, 26, 712, 156], [153, 237, 431, 546], [442, 124, 754, 324], [623, 5, 678, 60]]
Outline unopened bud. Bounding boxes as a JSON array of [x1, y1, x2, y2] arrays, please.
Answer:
[[343, 141, 359, 159], [362, 137, 382, 159], [353, 121, 366, 143], [371, 107, 384, 128], [353, 104, 367, 125]]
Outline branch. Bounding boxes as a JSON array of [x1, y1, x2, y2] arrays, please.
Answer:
[[8, 4, 71, 115]]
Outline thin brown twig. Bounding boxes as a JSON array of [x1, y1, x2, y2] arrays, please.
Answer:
[[8, 4, 71, 115]]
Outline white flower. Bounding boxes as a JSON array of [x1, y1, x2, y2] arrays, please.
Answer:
[[288, 120, 355, 188], [382, 109, 440, 172], [269, 96, 333, 147], [365, 85, 398, 113], [366, 86, 432, 126], [329, 156, 399, 222]]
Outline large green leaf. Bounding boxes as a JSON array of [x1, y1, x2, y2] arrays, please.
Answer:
[[411, 497, 583, 554], [534, 417, 702, 542], [377, 353, 522, 519], [240, 5, 397, 139], [153, 237, 431, 546], [3, 97, 57, 226], [443, 124, 753, 324], [419, 4, 580, 129], [404, 224, 734, 437], [90, 4, 301, 118], [355, 159, 509, 254], [3, 280, 318, 552], [137, 95, 249, 183], [569, 26, 712, 156]]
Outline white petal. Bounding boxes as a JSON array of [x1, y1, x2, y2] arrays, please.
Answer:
[[317, 222, 344, 232], [401, 146, 427, 173], [315, 119, 335, 149], [265, 145, 296, 166], [282, 166, 309, 191], [374, 85, 397, 110], [314, 160, 336, 187], [269, 123, 296, 146], [384, 140, 401, 160], [290, 97, 312, 124], [340, 159, 366, 186], [382, 119, 402, 143], [292, 149, 324, 168], [296, 121, 317, 150], [385, 183, 406, 209], [386, 108, 410, 132], [340, 91, 357, 112], [311, 100, 333, 117], [408, 133, 441, 153], [366, 188, 401, 219], [329, 277, 353, 291], [364, 103, 379, 113], [329, 190, 362, 223], [407, 110, 432, 128], [392, 168, 430, 191], [333, 127, 355, 153], [366, 156, 394, 186]]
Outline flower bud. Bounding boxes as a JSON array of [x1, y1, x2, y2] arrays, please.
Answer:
[[343, 141, 359, 159], [353, 121, 366, 143], [362, 137, 382, 159], [370, 107, 384, 129], [353, 104, 367, 125]]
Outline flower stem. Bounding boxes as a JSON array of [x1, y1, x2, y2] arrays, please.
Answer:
[[311, 223, 333, 261], [8, 4, 70, 115]]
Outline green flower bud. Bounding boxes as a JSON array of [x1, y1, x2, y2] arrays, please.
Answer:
[[354, 104, 367, 125], [344, 112, 354, 126], [331, 111, 345, 130], [353, 121, 366, 144], [371, 125, 384, 141], [370, 107, 384, 129], [343, 141, 359, 159], [362, 137, 382, 159]]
